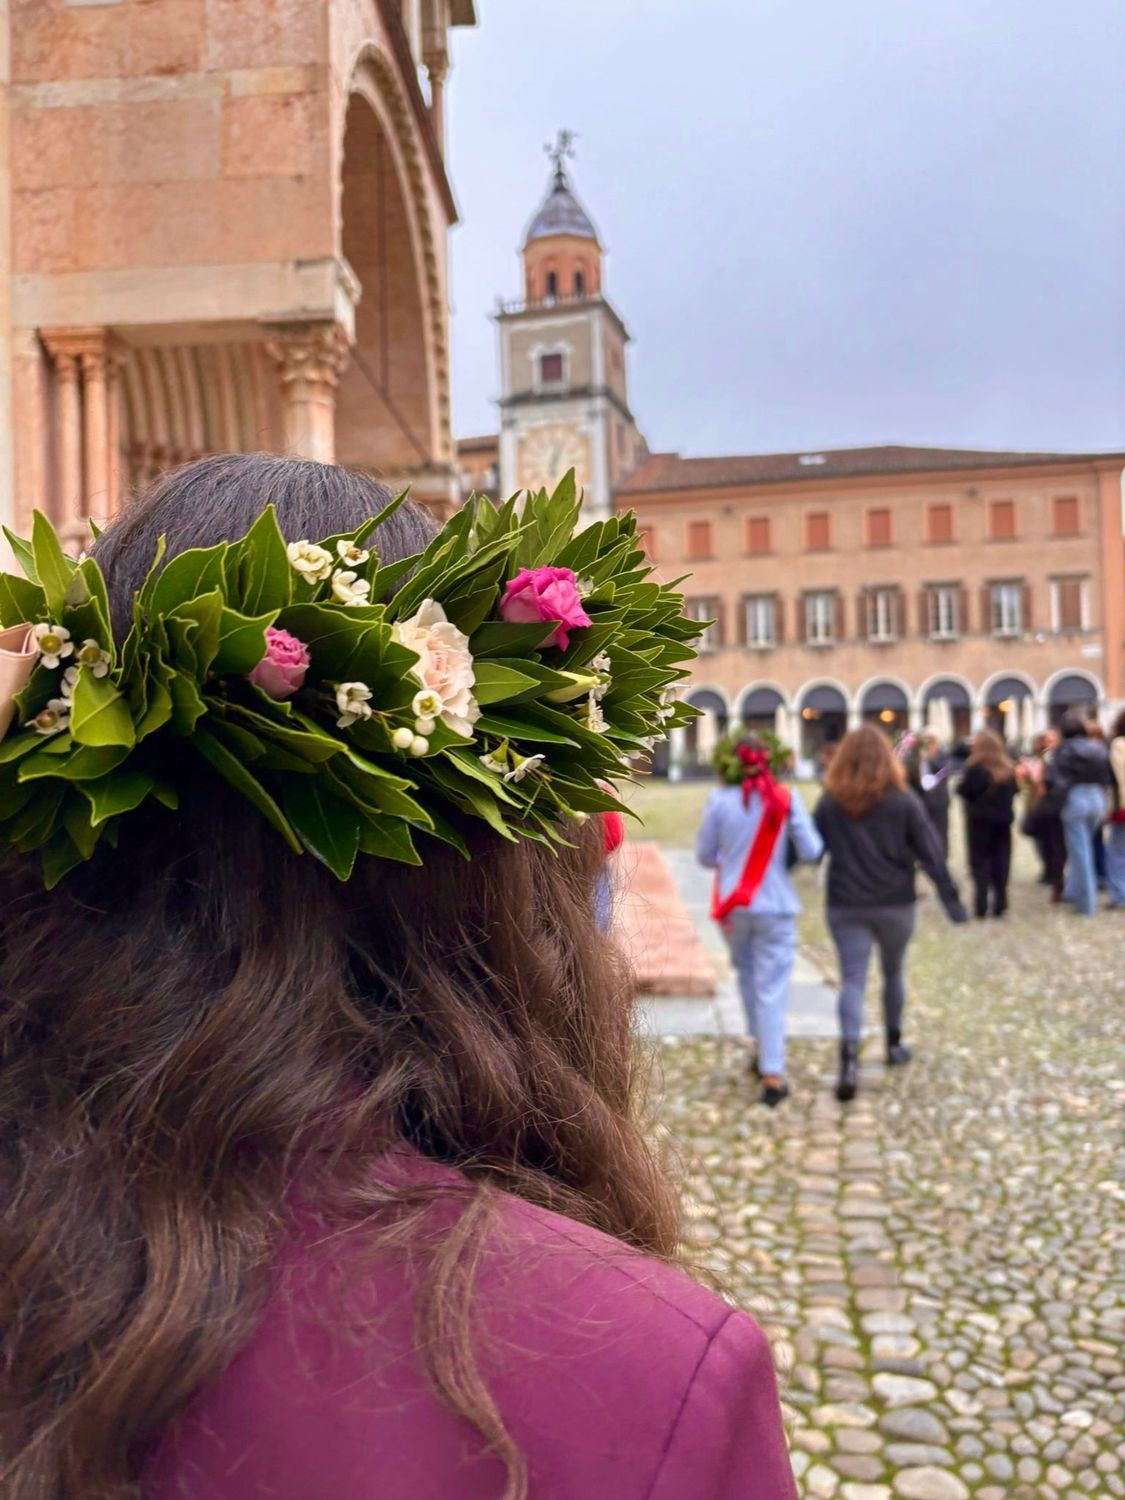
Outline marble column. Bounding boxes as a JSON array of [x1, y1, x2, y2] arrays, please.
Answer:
[[41, 335, 83, 527], [264, 322, 350, 465]]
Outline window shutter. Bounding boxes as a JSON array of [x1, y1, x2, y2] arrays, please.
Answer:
[[1020, 583, 1032, 632], [736, 596, 747, 646], [959, 587, 970, 636], [799, 596, 809, 645], [918, 588, 930, 636], [856, 590, 868, 642], [775, 597, 785, 645], [894, 589, 905, 640], [835, 593, 845, 642], [980, 585, 992, 634]]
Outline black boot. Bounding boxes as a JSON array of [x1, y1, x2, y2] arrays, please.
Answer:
[[836, 1041, 859, 1102], [885, 1027, 913, 1067]]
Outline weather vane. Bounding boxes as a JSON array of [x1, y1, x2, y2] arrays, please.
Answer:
[[545, 128, 577, 182]]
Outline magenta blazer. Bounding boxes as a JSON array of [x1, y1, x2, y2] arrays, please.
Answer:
[[147, 1154, 796, 1499]]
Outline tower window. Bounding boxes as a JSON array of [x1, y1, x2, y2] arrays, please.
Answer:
[[988, 499, 1016, 539], [804, 512, 831, 551], [574, 271, 585, 297], [686, 520, 713, 559], [1052, 495, 1080, 535], [538, 352, 564, 385], [545, 271, 558, 300]]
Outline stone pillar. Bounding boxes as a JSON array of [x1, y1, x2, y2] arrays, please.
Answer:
[[908, 702, 923, 733], [264, 322, 350, 464], [41, 335, 84, 527], [667, 725, 686, 783], [80, 340, 111, 518]]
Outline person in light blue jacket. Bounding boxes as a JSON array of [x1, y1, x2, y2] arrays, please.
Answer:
[[695, 736, 823, 1107]]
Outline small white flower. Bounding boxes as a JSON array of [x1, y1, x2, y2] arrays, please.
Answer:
[[505, 752, 546, 784], [392, 726, 415, 750], [410, 734, 430, 757], [412, 688, 443, 722], [580, 691, 607, 734], [574, 811, 589, 827], [479, 750, 509, 777], [330, 569, 372, 607], [414, 717, 436, 736], [76, 638, 111, 678], [591, 651, 612, 675], [576, 577, 595, 600], [336, 539, 371, 567], [34, 623, 73, 670], [60, 666, 79, 699], [27, 698, 70, 735], [287, 540, 334, 584], [335, 681, 374, 729]]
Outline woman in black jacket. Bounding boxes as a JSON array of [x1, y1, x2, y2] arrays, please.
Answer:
[[957, 730, 1019, 919], [814, 726, 968, 1103]]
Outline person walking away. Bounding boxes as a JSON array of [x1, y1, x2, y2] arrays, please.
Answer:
[[904, 727, 953, 858], [1106, 710, 1125, 909], [1049, 711, 1113, 917], [696, 737, 823, 1107], [1086, 719, 1110, 890], [957, 731, 1018, 918], [814, 726, 968, 1103], [1018, 730, 1065, 896]]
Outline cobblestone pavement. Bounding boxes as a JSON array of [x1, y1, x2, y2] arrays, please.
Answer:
[[649, 882, 1125, 1500]]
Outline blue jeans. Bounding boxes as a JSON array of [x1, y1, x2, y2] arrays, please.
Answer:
[[721, 911, 796, 1076], [1062, 784, 1106, 917], [1106, 822, 1125, 908]]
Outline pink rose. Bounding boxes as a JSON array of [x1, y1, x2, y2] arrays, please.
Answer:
[[499, 566, 592, 651], [248, 627, 310, 700]]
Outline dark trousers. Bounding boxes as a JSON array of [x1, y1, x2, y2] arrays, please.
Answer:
[[1036, 814, 1066, 893], [968, 825, 1011, 917]]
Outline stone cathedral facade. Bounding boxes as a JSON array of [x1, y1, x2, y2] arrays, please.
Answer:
[[0, 0, 477, 545]]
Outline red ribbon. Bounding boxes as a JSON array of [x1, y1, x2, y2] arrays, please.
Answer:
[[711, 748, 791, 921]]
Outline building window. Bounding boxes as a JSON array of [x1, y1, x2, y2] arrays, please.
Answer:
[[743, 594, 777, 649], [686, 520, 713, 560], [538, 351, 564, 386], [805, 511, 831, 551], [926, 584, 961, 640], [864, 586, 900, 643], [927, 503, 954, 543], [866, 508, 893, 547], [574, 270, 585, 298], [1052, 495, 1080, 535], [545, 271, 558, 300], [746, 516, 771, 555], [990, 581, 1023, 636], [1051, 576, 1087, 632], [988, 499, 1016, 540], [686, 596, 722, 653], [804, 591, 837, 646]]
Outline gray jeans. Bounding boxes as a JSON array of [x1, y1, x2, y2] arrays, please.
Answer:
[[826, 904, 917, 1042]]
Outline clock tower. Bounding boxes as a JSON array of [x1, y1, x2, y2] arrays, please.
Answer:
[[496, 133, 646, 521]]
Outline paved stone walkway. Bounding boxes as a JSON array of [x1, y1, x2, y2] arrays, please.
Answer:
[[647, 873, 1125, 1499]]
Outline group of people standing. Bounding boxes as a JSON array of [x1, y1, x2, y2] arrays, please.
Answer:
[[696, 709, 1124, 1109]]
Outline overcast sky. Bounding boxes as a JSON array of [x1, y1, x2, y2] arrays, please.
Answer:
[[446, 0, 1125, 458]]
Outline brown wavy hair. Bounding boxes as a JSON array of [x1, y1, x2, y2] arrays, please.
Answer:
[[0, 455, 679, 1499], [965, 729, 1015, 782], [822, 723, 906, 818]]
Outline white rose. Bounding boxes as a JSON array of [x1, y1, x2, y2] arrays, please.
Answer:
[[331, 569, 372, 607], [392, 599, 480, 740], [287, 541, 334, 584]]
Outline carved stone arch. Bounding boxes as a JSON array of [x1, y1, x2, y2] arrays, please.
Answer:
[[337, 45, 451, 490]]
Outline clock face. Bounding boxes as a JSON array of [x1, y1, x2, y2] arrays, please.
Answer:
[[517, 424, 590, 492]]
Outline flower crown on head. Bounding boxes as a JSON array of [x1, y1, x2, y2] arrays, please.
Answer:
[[0, 475, 701, 887]]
